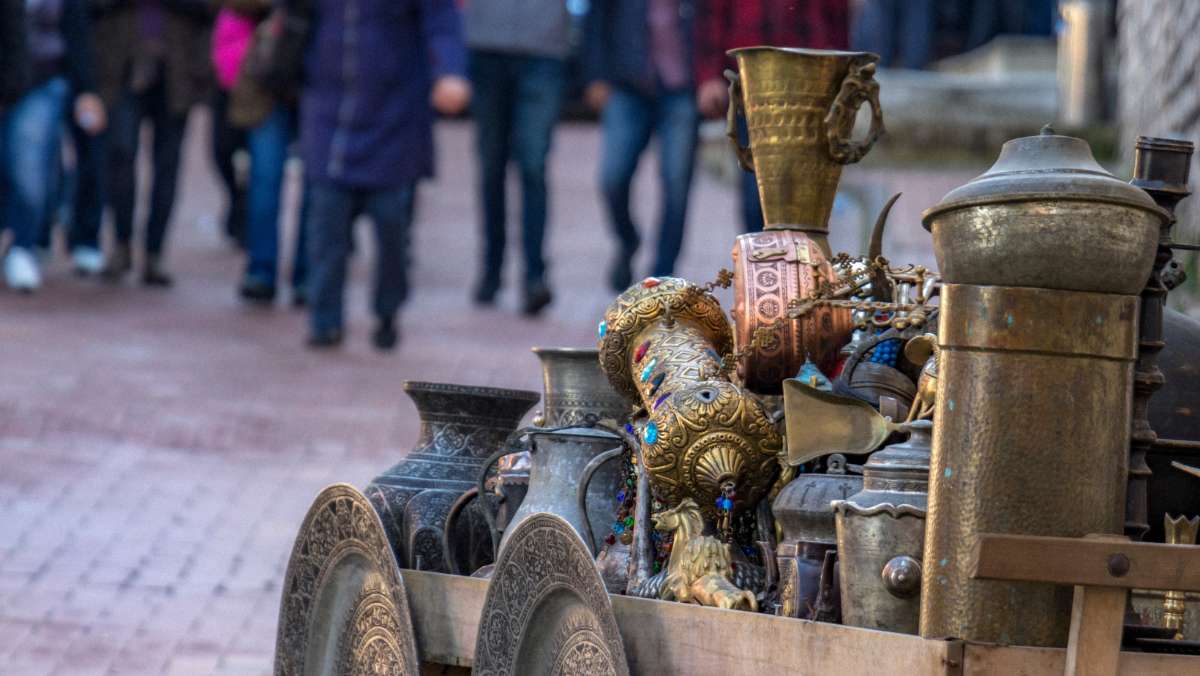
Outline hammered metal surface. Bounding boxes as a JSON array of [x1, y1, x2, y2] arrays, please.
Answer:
[[274, 484, 419, 676], [920, 285, 1136, 647], [473, 513, 629, 676], [730, 47, 880, 232], [731, 230, 854, 392]]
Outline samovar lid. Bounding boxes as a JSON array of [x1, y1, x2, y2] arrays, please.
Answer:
[[861, 420, 932, 485], [922, 125, 1163, 229]]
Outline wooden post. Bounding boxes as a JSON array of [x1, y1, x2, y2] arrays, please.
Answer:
[[1065, 585, 1126, 676]]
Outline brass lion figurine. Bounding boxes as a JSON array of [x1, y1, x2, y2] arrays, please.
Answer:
[[653, 498, 758, 611]]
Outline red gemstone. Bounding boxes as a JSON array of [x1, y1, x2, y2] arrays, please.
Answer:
[[642, 277, 661, 288], [634, 340, 650, 363], [605, 534, 617, 545]]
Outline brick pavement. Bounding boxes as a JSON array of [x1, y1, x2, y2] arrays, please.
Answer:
[[0, 115, 973, 675]]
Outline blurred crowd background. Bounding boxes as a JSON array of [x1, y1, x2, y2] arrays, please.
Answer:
[[0, 0, 1195, 348]]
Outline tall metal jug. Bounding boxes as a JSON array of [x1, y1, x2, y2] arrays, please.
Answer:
[[726, 47, 884, 245]]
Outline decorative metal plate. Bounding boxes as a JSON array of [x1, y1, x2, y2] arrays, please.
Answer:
[[473, 513, 629, 676], [275, 484, 419, 676]]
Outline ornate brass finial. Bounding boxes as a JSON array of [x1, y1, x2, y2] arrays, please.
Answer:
[[1163, 513, 1200, 638]]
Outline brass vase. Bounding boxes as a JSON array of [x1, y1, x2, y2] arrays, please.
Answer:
[[726, 47, 883, 245]]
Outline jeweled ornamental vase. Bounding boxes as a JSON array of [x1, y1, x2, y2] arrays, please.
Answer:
[[597, 277, 782, 522], [366, 381, 538, 573]]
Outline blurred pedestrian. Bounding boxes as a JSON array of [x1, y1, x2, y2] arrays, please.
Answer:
[[212, 0, 307, 305], [696, 0, 850, 233], [210, 88, 248, 248], [0, 0, 29, 109], [585, 0, 699, 291], [850, 0, 934, 70], [300, 0, 470, 350], [1, 0, 106, 292], [464, 0, 571, 316], [92, 0, 214, 287]]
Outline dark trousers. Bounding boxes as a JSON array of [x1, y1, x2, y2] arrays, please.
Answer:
[[599, 85, 699, 277], [69, 117, 107, 250], [469, 50, 566, 287], [211, 89, 247, 243], [108, 75, 188, 255], [305, 180, 415, 333], [738, 116, 764, 233]]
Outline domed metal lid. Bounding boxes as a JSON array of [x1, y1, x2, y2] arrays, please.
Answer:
[[862, 420, 931, 486], [922, 126, 1165, 229]]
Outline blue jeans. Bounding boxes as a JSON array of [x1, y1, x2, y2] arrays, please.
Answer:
[[599, 86, 699, 277], [305, 180, 415, 333], [469, 50, 565, 286], [245, 105, 306, 288], [851, 0, 935, 70], [1, 77, 69, 249]]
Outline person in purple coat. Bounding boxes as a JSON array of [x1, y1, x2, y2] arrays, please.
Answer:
[[299, 0, 470, 350]]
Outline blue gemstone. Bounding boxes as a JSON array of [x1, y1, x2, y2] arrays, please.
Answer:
[[614, 523, 624, 534], [616, 490, 626, 502], [598, 320, 607, 339], [624, 423, 635, 435], [643, 422, 659, 444], [721, 498, 734, 510], [715, 496, 724, 506], [640, 358, 657, 382]]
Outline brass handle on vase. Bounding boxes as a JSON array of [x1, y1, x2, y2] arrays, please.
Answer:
[[724, 69, 755, 172], [825, 56, 885, 165]]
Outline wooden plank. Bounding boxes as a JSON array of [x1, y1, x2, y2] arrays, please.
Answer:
[[970, 533, 1200, 591], [964, 643, 1200, 676], [402, 571, 487, 667], [1064, 585, 1125, 676], [609, 594, 961, 676]]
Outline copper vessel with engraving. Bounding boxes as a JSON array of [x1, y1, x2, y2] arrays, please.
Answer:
[[725, 47, 877, 392], [918, 129, 1168, 647]]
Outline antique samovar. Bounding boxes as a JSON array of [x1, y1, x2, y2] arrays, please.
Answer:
[[833, 420, 930, 634], [366, 382, 538, 573], [919, 127, 1169, 647], [725, 47, 881, 391], [597, 277, 782, 524]]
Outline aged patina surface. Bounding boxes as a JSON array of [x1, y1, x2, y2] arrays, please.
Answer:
[[274, 484, 419, 676]]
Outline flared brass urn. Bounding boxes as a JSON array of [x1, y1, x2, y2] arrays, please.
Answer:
[[727, 47, 883, 243]]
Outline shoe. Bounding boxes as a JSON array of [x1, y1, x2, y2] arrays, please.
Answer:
[[473, 277, 500, 306], [4, 247, 41, 292], [307, 328, 344, 349], [71, 246, 106, 276], [372, 318, 399, 351], [142, 255, 173, 287], [522, 280, 554, 317], [102, 243, 132, 281], [239, 275, 277, 304], [608, 255, 633, 293]]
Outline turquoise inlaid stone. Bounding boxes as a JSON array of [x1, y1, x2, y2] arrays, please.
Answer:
[[598, 320, 607, 339], [640, 358, 657, 382], [643, 422, 659, 444]]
